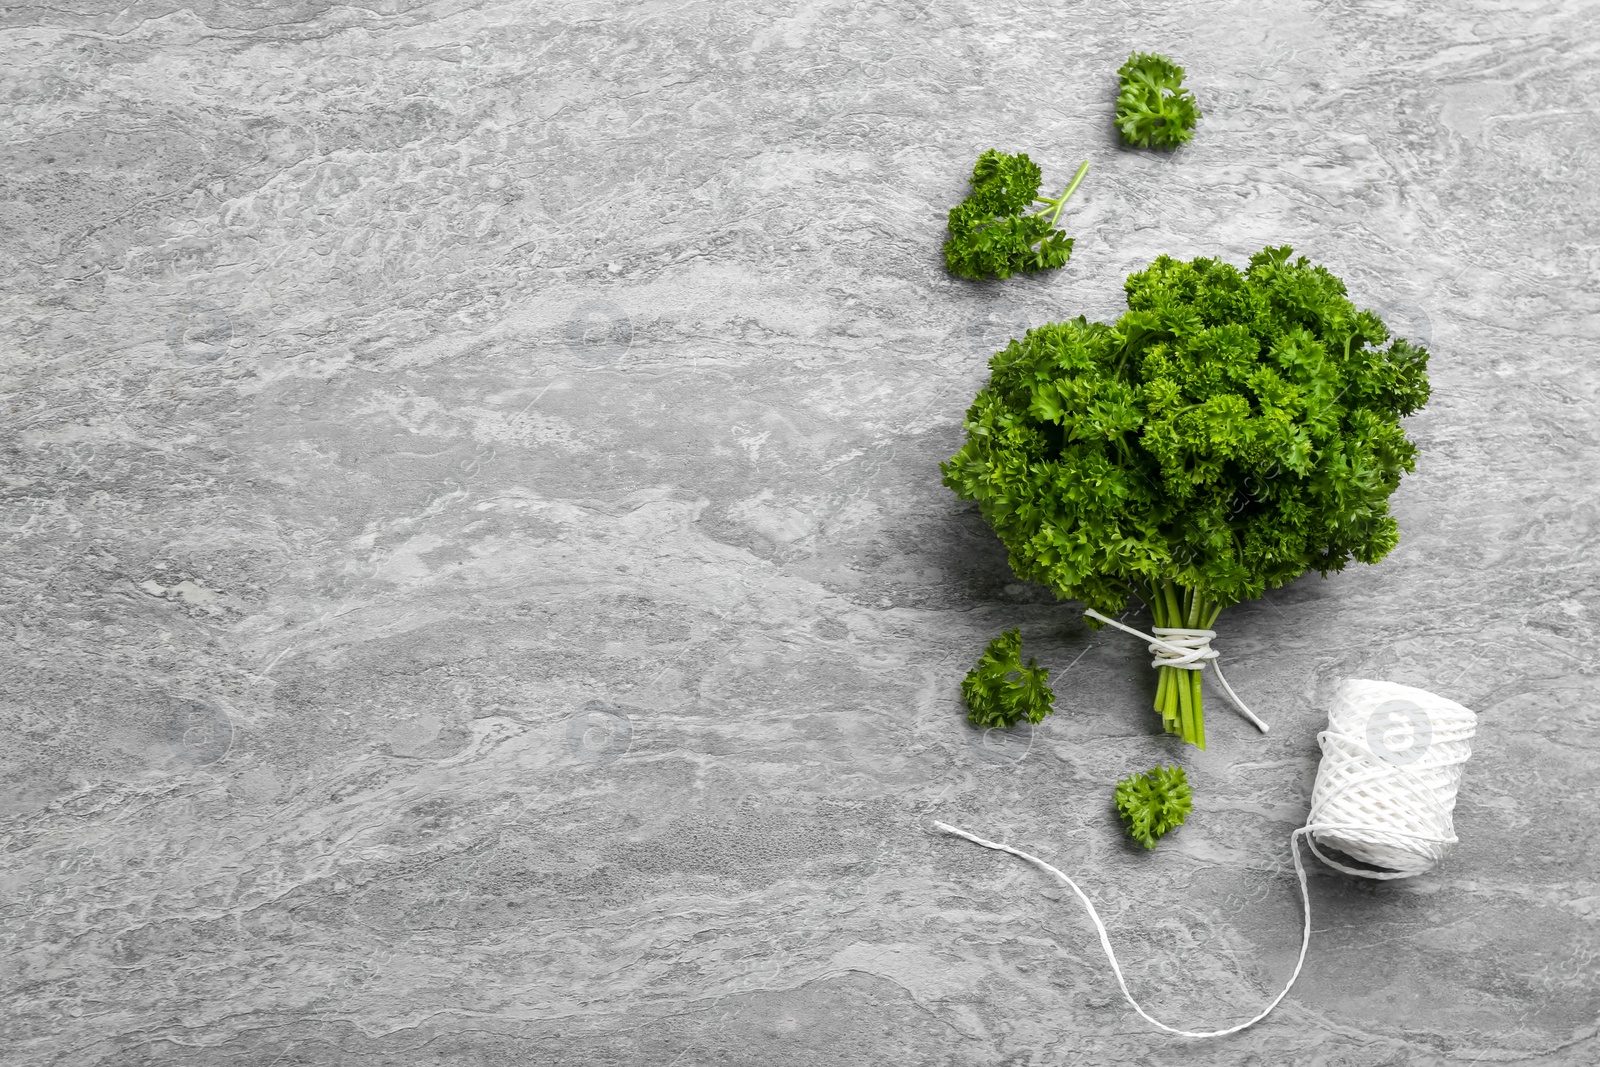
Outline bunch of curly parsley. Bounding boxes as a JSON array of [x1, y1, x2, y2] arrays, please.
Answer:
[[943, 246, 1430, 749]]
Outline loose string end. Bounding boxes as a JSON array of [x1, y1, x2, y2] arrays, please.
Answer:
[[933, 820, 1006, 852], [1211, 660, 1271, 734]]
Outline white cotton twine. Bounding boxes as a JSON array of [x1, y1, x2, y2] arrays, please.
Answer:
[[1083, 607, 1270, 733], [935, 678, 1477, 1038]]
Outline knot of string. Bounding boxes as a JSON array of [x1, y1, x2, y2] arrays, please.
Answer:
[[1083, 607, 1269, 733]]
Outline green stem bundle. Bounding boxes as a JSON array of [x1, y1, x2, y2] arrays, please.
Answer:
[[1148, 579, 1222, 749]]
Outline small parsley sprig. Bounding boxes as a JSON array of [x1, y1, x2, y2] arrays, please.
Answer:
[[1115, 766, 1193, 849], [961, 628, 1056, 729], [944, 150, 1090, 281], [1116, 52, 1201, 150]]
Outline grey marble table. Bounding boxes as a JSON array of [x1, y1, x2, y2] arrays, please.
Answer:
[[3, 1, 1597, 1064]]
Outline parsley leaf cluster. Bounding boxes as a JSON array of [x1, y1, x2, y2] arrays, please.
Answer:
[[1115, 765, 1193, 849], [1116, 52, 1201, 150], [942, 247, 1430, 745], [960, 627, 1056, 729], [944, 150, 1088, 280]]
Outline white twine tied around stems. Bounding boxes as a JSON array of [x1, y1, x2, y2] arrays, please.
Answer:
[[934, 679, 1477, 1038], [1082, 606, 1270, 734]]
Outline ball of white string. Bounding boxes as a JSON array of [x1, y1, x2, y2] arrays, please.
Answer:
[[1306, 679, 1477, 879]]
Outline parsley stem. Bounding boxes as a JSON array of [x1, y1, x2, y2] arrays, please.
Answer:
[[1189, 593, 1209, 749], [1031, 160, 1091, 228], [1191, 668, 1206, 748], [1176, 660, 1197, 745], [1151, 589, 1176, 732], [1160, 579, 1183, 628]]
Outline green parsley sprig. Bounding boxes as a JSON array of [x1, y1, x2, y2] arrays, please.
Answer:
[[1115, 765, 1193, 849], [944, 150, 1089, 281], [1115, 52, 1201, 150], [961, 628, 1056, 729], [941, 247, 1431, 747]]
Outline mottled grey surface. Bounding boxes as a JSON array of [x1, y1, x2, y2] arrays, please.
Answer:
[[2, 1, 1597, 1063]]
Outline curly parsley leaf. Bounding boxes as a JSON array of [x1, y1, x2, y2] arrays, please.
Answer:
[[961, 628, 1056, 729], [1116, 52, 1201, 150], [944, 150, 1089, 281], [1115, 765, 1193, 849]]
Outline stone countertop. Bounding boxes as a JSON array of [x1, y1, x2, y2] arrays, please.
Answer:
[[2, 2, 1597, 1064]]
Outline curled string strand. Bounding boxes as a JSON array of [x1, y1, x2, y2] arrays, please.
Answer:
[[933, 820, 1316, 1039]]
